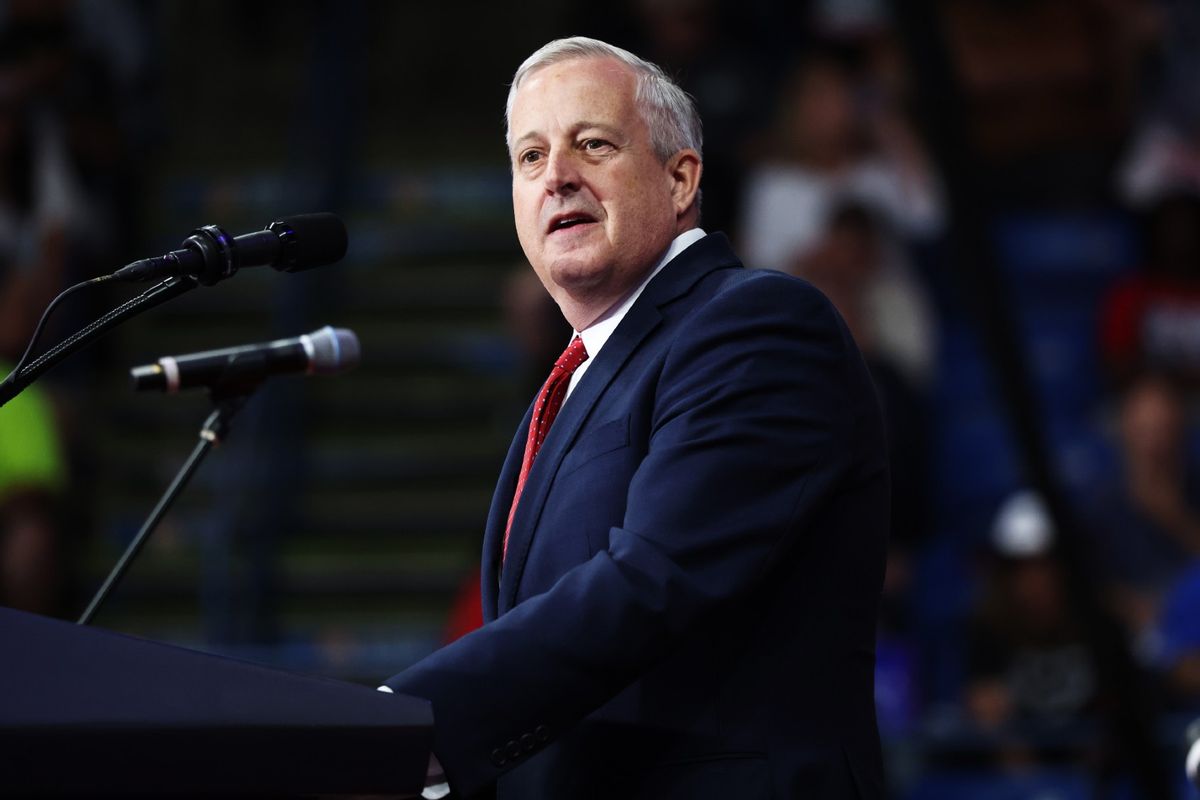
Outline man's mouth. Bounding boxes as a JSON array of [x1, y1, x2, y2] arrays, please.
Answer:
[[547, 213, 597, 234]]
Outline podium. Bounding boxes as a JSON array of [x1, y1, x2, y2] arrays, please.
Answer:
[[0, 607, 432, 796]]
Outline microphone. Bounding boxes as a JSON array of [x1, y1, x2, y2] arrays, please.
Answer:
[[111, 213, 348, 286], [1188, 718, 1200, 788], [130, 326, 361, 394]]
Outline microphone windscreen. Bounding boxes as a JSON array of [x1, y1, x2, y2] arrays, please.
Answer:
[[306, 326, 361, 375], [268, 213, 348, 271]]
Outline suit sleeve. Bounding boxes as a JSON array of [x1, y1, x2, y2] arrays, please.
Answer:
[[384, 273, 862, 795]]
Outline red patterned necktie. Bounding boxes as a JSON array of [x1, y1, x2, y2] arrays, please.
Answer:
[[504, 335, 589, 560]]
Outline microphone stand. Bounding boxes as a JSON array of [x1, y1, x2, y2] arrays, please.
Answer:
[[0, 275, 199, 408], [77, 387, 253, 626]]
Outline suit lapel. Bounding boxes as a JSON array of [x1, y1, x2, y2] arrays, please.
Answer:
[[497, 302, 663, 612], [496, 233, 742, 613]]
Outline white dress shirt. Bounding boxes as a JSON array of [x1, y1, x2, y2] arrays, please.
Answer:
[[567, 227, 706, 399]]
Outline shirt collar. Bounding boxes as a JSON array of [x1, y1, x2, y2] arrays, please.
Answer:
[[576, 227, 706, 360]]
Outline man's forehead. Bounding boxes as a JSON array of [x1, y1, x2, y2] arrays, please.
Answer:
[[516, 56, 637, 103], [509, 57, 639, 147]]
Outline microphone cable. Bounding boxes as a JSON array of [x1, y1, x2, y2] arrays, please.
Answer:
[[0, 273, 115, 388]]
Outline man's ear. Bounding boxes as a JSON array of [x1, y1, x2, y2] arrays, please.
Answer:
[[667, 149, 702, 217]]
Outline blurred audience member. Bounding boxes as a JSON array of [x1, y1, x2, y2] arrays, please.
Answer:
[[1149, 562, 1200, 707], [1101, 192, 1200, 387], [0, 2, 118, 617], [1088, 373, 1200, 636], [965, 492, 1096, 730], [0, 369, 66, 614], [0, 0, 126, 256], [1117, 0, 1200, 207], [738, 49, 942, 279], [791, 201, 934, 383], [0, 42, 89, 359], [1120, 116, 1200, 209]]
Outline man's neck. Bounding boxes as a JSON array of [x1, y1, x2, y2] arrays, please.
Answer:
[[563, 228, 700, 331], [562, 227, 706, 401]]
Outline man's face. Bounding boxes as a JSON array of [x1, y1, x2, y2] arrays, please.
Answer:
[[508, 57, 689, 329]]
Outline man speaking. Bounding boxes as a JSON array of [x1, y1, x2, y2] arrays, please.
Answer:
[[384, 36, 888, 799]]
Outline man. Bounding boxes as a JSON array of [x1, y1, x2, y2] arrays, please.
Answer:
[[384, 37, 888, 799]]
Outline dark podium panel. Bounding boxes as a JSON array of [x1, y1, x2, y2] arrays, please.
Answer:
[[0, 607, 432, 796]]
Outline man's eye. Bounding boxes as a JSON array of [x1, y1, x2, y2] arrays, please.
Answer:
[[583, 139, 611, 152], [520, 150, 542, 164]]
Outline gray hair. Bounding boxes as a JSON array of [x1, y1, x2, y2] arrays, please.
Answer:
[[504, 36, 703, 163]]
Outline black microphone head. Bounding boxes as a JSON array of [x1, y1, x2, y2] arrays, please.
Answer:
[[304, 326, 361, 375], [266, 213, 348, 272]]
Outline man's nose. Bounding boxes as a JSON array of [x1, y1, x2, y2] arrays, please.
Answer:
[[543, 149, 580, 195]]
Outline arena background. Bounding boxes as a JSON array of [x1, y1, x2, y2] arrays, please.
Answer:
[[2, 0, 1200, 797]]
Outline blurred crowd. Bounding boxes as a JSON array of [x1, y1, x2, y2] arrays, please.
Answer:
[[0, 0, 148, 616], [508, 0, 1200, 786], [4, 0, 1200, 793]]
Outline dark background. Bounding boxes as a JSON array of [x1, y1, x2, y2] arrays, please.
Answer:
[[3, 0, 1200, 796]]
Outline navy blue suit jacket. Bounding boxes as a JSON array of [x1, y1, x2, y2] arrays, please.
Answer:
[[386, 233, 888, 799]]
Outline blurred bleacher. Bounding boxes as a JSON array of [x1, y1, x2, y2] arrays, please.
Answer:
[[83, 165, 520, 682], [75, 2, 540, 682]]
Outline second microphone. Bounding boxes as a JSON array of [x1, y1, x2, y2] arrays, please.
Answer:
[[131, 326, 361, 394]]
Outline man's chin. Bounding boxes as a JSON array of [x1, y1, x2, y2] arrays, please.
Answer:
[[547, 257, 610, 294]]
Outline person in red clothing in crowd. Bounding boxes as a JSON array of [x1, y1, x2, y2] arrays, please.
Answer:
[[1101, 192, 1200, 388]]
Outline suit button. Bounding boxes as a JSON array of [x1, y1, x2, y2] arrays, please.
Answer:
[[535, 725, 550, 743], [491, 748, 507, 767], [507, 740, 522, 759], [520, 733, 536, 752]]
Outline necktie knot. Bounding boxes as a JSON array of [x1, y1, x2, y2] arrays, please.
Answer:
[[554, 336, 589, 374]]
